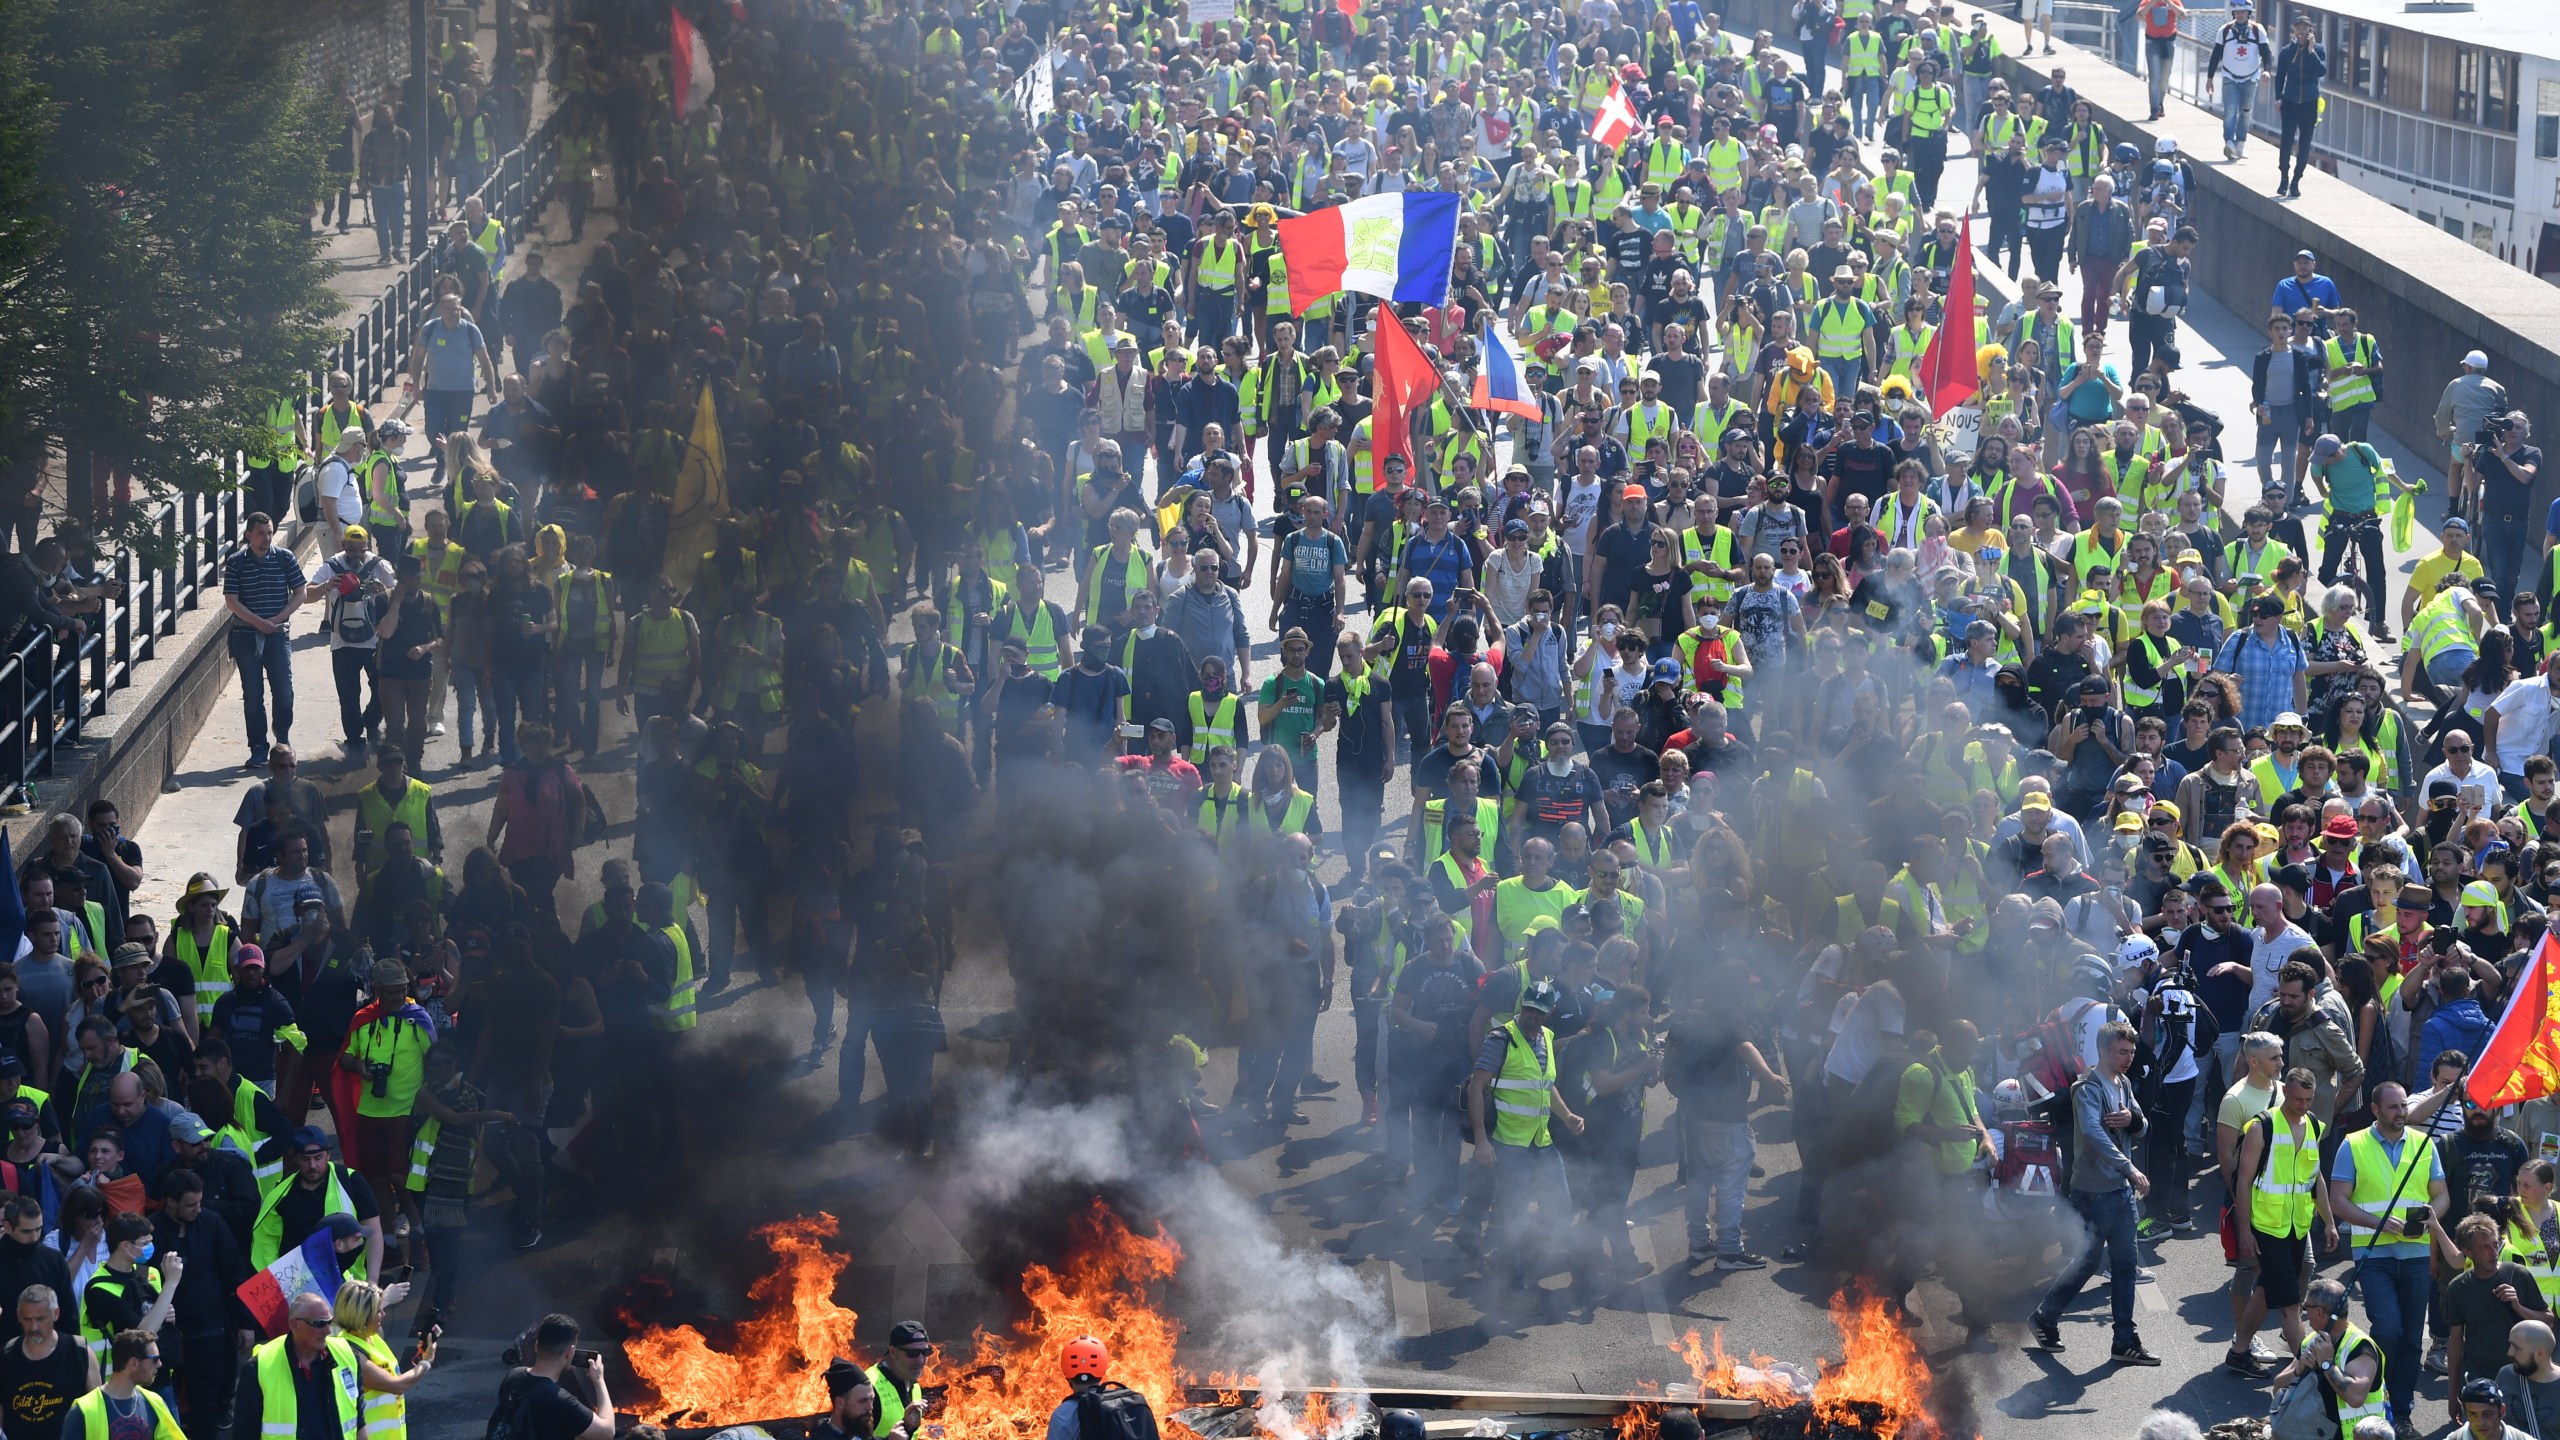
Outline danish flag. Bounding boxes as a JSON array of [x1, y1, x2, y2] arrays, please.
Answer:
[[1590, 81, 1639, 150]]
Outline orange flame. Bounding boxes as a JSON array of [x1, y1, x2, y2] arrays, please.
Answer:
[[1678, 1286, 1942, 1438], [1612, 1402, 1662, 1440], [933, 1202, 1190, 1440], [622, 1214, 863, 1425]]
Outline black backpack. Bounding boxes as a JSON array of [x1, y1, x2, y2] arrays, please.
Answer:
[[1073, 1382, 1163, 1440]]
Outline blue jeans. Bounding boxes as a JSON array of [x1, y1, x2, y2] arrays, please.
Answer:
[[2354, 1252, 2431, 1424], [1849, 77, 1882, 136], [1682, 1116, 1755, 1255], [369, 183, 406, 258], [490, 659, 540, 764], [2223, 78, 2259, 151], [2035, 1184, 2141, 1350], [1820, 357, 1864, 403], [450, 659, 488, 746], [2256, 401, 2304, 485], [227, 627, 294, 759]]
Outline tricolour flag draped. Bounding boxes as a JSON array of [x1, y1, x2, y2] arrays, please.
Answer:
[[2469, 932, 2560, 1110], [671, 7, 716, 118], [1589, 81, 1640, 150], [1274, 192, 1460, 314], [1473, 323, 1542, 419], [1369, 313, 1440, 480], [1915, 215, 1980, 417], [237, 1229, 342, 1337]]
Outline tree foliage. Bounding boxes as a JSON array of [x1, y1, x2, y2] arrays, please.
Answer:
[[0, 0, 343, 541]]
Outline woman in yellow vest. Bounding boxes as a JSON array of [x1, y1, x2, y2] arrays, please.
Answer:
[[330, 1279, 438, 1440], [2506, 1160, 2560, 1310], [1244, 746, 1319, 841]]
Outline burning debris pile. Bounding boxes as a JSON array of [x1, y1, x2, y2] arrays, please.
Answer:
[[617, 1210, 1960, 1440]]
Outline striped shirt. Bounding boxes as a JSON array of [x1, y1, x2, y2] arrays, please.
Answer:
[[222, 545, 306, 625]]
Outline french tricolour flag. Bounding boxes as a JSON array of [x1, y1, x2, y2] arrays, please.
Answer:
[[1273, 192, 1460, 315], [671, 7, 717, 118], [1473, 322, 1543, 418], [237, 1230, 341, 1337]]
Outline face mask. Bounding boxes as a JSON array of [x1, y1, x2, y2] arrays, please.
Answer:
[[1136, 624, 1159, 639], [135, 1241, 154, 1264]]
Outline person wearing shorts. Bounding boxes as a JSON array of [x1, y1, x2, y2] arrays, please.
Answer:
[[2226, 1068, 2333, 1378], [2020, 0, 2056, 56]]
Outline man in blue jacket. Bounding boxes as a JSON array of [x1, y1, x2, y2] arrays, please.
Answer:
[[2272, 14, 2327, 200]]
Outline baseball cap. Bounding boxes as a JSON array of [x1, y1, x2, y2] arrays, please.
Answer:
[[289, 1126, 332, 1155], [169, 1112, 214, 1144], [2464, 349, 2490, 368], [1648, 657, 1681, 686], [1621, 485, 1647, 501], [2113, 811, 2143, 833], [2295, 248, 2316, 260], [1503, 519, 1530, 538], [233, 945, 266, 971], [888, 1321, 934, 1348], [2310, 435, 2344, 462], [2151, 800, 2182, 824], [2443, 516, 2472, 533], [2323, 815, 2360, 840], [1147, 716, 1176, 734]]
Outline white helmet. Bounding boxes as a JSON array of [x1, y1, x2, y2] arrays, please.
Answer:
[[2116, 933, 2161, 976], [1992, 1077, 2028, 1119]]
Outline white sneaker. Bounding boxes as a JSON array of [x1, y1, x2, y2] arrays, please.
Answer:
[[428, 721, 446, 737]]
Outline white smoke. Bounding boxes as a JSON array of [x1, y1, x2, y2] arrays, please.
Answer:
[[947, 1082, 1395, 1430]]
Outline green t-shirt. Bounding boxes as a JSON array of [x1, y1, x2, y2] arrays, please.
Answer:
[[2317, 442, 2385, 513], [347, 1014, 434, 1119], [1259, 670, 1325, 761]]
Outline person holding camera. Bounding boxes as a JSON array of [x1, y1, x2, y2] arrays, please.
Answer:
[[2330, 1080, 2460, 1430], [492, 1315, 613, 1440], [338, 959, 435, 1272]]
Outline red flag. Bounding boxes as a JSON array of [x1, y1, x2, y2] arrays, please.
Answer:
[[1589, 81, 1639, 151], [1337, 0, 1360, 15], [1370, 312, 1437, 482], [671, 7, 716, 118], [1915, 215, 1979, 418], [2469, 932, 2560, 1109]]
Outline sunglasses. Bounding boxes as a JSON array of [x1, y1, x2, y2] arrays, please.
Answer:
[[898, 1346, 935, 1358]]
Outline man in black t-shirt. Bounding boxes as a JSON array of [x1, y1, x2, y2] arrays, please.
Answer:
[[496, 1315, 613, 1440], [0, 1281, 95, 1440], [2473, 420, 2541, 602]]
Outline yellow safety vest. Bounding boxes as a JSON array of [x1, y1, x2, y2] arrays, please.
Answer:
[[1186, 692, 1242, 763], [653, 921, 699, 1032], [2408, 590, 2474, 665], [628, 611, 693, 693], [1681, 525, 1741, 605], [1000, 602, 1065, 679], [1845, 31, 1884, 75], [1246, 788, 1317, 835], [70, 1387, 184, 1440], [1488, 1020, 1556, 1147], [2325, 334, 2379, 411], [1812, 297, 1872, 361], [552, 569, 615, 651], [717, 613, 786, 716], [902, 639, 966, 729], [355, 778, 433, 853], [2315, 1323, 2388, 1433], [252, 1334, 361, 1440], [174, 924, 233, 1025], [2340, 1127, 2434, 1244], [2248, 1109, 2323, 1238], [347, 1330, 407, 1440], [360, 452, 402, 530], [406, 540, 465, 622], [1195, 238, 1240, 292]]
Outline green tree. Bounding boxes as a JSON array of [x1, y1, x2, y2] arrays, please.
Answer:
[[0, 0, 341, 544]]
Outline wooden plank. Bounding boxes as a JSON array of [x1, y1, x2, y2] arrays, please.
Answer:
[[1176, 1387, 1760, 1422]]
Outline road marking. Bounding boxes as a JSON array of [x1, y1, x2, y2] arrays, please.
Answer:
[[1628, 1220, 1677, 1348], [863, 1198, 973, 1321], [2139, 1277, 2170, 1313], [1388, 1260, 1433, 1338]]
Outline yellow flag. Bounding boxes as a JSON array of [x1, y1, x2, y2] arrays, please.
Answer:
[[662, 383, 728, 597]]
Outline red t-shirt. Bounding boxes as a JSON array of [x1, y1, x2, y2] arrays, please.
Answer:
[[1114, 752, 1201, 808]]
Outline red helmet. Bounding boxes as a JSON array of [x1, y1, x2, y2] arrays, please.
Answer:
[[1062, 1337, 1110, 1383]]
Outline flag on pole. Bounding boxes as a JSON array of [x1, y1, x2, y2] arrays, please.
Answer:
[[661, 383, 729, 597], [237, 1229, 343, 1336], [1370, 313, 1440, 481], [1273, 192, 1461, 314], [1589, 81, 1640, 150], [671, 7, 716, 118], [1473, 322, 1543, 419], [1336, 0, 1360, 16], [1914, 215, 1980, 417], [2469, 932, 2560, 1110]]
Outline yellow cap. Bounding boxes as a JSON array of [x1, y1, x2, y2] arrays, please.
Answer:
[[341, 524, 370, 542]]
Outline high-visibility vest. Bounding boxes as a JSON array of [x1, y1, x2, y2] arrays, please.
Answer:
[[1812, 297, 1872, 360], [1625, 819, 1679, 870], [2507, 1212, 2560, 1309], [1084, 545, 1154, 627], [653, 922, 700, 1032], [1681, 525, 1741, 605], [2408, 591, 2474, 665], [467, 215, 503, 265], [1196, 783, 1250, 848], [357, 452, 402, 530], [1420, 795, 1501, 867], [2314, 1323, 2389, 1433], [902, 639, 966, 729], [1676, 622, 1746, 709], [70, 1386, 183, 1440], [1186, 692, 1241, 763], [999, 601, 1066, 679], [553, 569, 615, 651], [1264, 250, 1292, 313], [251, 1166, 354, 1267], [1692, 399, 1752, 456], [1550, 179, 1594, 225], [1845, 31, 1884, 75], [1905, 84, 1953, 136], [175, 924, 233, 1025], [1664, 203, 1705, 262], [1623, 402, 1677, 456], [262, 398, 301, 467], [2339, 1127, 2435, 1244], [252, 1333, 361, 1440], [2121, 631, 2176, 710], [2325, 335, 2379, 411], [1644, 138, 1686, 189], [406, 539, 465, 621], [2070, 528, 2123, 586], [345, 1329, 407, 1440], [1489, 1020, 1556, 1147], [1492, 877, 1574, 949], [78, 1263, 161, 1365], [1195, 238, 1240, 293], [716, 613, 786, 716], [2247, 1109, 2323, 1238], [1055, 284, 1100, 333], [1703, 137, 1746, 193], [356, 778, 433, 855], [315, 402, 370, 456], [629, 611, 693, 693], [1246, 788, 1317, 836]]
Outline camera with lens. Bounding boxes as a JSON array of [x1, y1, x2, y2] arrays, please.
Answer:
[[365, 1061, 394, 1098]]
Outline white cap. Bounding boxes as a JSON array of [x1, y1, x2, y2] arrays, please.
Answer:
[[2463, 349, 2490, 369], [2156, 136, 2178, 154]]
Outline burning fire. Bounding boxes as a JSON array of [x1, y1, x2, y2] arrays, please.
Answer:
[[933, 1202, 1190, 1434], [1680, 1287, 1943, 1438], [622, 1214, 862, 1425]]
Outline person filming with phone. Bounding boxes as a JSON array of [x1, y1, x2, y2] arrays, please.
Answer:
[[488, 1313, 615, 1440]]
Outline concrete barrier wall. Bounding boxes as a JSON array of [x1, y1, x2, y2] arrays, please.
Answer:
[[1707, 0, 2560, 510]]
